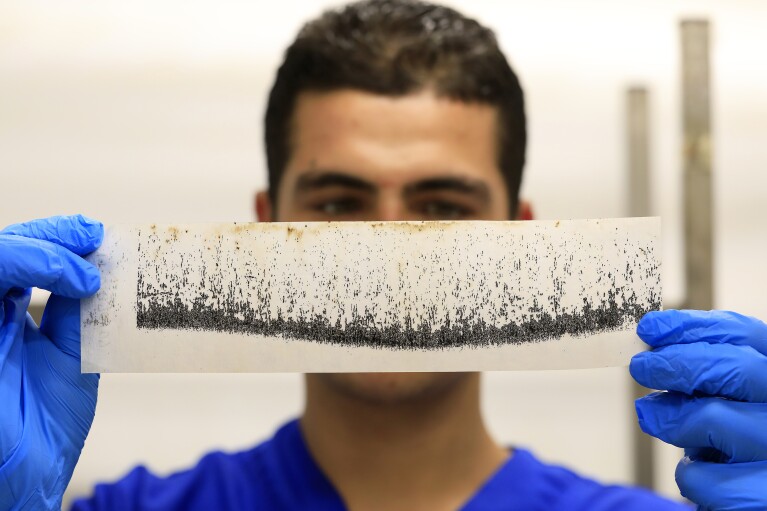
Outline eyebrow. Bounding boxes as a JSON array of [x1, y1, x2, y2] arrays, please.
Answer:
[[293, 170, 491, 201], [294, 171, 376, 193], [404, 177, 490, 200]]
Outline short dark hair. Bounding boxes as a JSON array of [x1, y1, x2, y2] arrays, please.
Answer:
[[265, 0, 526, 216]]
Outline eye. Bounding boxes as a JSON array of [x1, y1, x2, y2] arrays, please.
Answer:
[[312, 198, 364, 216], [417, 200, 473, 220]]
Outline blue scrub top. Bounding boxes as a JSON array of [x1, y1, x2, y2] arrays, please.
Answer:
[[71, 419, 690, 510]]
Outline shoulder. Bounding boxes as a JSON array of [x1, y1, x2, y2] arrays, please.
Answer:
[[69, 432, 280, 511], [484, 448, 691, 511], [554, 472, 689, 511], [527, 449, 691, 511]]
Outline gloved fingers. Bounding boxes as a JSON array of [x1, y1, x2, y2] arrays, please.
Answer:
[[676, 456, 767, 510], [1, 287, 32, 329], [39, 295, 83, 360], [0, 289, 30, 370], [0, 235, 100, 298], [0, 215, 103, 256], [685, 447, 729, 464], [630, 343, 767, 402], [26, 312, 100, 419], [637, 310, 767, 356], [0, 290, 28, 461], [636, 392, 767, 462]]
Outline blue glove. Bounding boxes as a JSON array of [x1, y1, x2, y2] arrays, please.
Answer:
[[630, 309, 767, 511], [0, 215, 102, 510]]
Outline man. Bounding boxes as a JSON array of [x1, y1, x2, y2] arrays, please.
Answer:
[[1, 1, 766, 510]]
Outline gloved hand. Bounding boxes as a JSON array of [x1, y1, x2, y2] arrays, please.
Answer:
[[0, 215, 103, 511], [630, 309, 767, 511]]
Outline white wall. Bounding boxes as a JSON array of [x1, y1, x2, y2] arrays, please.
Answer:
[[2, 0, 766, 507]]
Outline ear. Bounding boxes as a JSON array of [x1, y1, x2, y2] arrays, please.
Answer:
[[255, 190, 273, 222], [515, 199, 534, 221]]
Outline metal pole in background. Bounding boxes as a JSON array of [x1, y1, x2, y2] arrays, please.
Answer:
[[681, 20, 714, 310], [631, 20, 714, 496], [626, 86, 655, 490], [627, 88, 651, 218]]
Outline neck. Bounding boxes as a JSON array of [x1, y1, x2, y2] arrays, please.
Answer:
[[301, 373, 509, 511]]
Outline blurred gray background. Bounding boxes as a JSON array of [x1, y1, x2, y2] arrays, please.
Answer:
[[1, 0, 765, 506]]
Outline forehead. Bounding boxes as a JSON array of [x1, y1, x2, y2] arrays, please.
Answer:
[[283, 89, 502, 185]]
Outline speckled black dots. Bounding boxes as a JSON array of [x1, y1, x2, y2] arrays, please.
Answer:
[[136, 294, 658, 350], [134, 222, 661, 351]]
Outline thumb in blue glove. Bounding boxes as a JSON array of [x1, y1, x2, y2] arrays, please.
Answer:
[[0, 215, 103, 511], [631, 310, 767, 511]]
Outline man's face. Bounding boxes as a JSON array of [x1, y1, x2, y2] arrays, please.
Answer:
[[258, 88, 512, 403]]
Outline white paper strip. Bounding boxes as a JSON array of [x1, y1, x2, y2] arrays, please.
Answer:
[[81, 218, 661, 373]]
